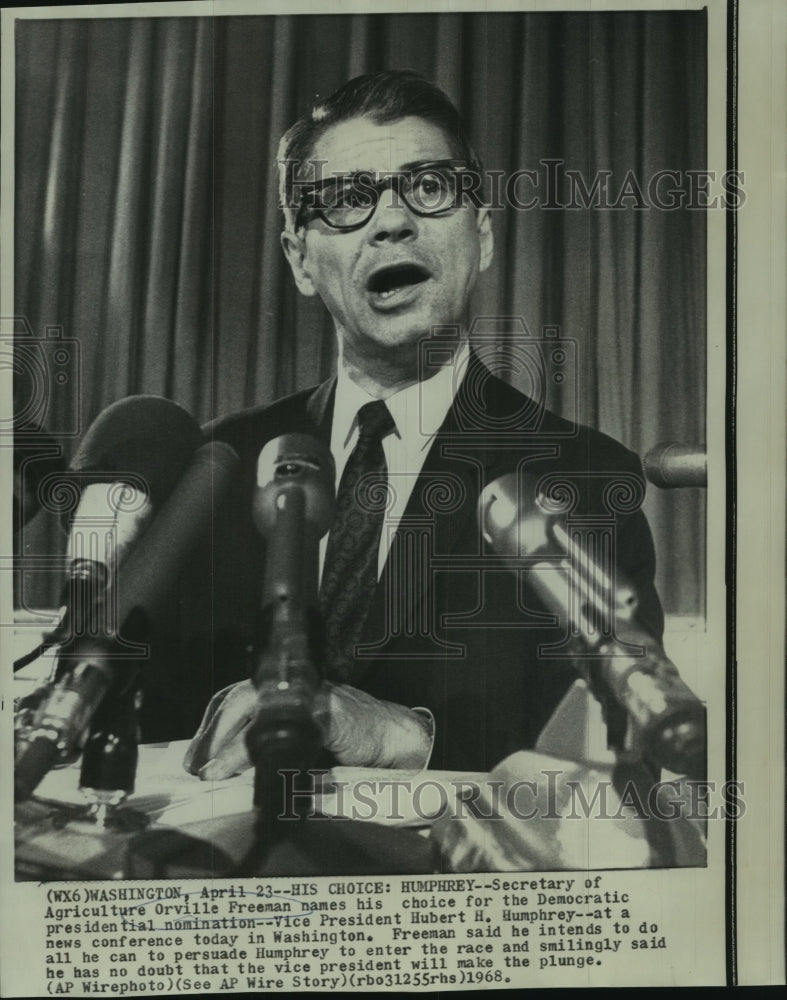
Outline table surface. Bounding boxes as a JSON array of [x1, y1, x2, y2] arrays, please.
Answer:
[[14, 742, 492, 880], [12, 627, 706, 879]]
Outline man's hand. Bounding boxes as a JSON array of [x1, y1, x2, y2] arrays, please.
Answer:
[[313, 683, 433, 769], [183, 680, 433, 779], [182, 680, 256, 780]]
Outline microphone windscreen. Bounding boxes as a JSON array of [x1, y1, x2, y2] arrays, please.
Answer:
[[70, 396, 203, 505]]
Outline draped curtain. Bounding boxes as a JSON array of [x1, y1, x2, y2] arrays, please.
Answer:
[[14, 11, 706, 615]]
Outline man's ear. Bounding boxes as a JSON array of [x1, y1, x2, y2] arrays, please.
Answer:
[[280, 229, 317, 297], [477, 208, 494, 274]]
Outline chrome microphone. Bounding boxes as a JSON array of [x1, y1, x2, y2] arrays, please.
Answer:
[[479, 471, 706, 778]]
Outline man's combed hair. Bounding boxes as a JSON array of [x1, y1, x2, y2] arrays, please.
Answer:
[[277, 69, 480, 228]]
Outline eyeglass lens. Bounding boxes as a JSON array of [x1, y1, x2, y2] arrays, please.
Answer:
[[299, 162, 474, 230]]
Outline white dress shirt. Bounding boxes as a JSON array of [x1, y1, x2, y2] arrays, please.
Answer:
[[319, 340, 470, 583], [318, 344, 469, 768]]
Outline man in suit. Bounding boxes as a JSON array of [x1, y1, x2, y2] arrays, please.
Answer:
[[179, 70, 663, 778]]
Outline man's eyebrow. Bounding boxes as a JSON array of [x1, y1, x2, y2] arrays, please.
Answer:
[[389, 158, 467, 171], [319, 158, 464, 178], [399, 158, 448, 171]]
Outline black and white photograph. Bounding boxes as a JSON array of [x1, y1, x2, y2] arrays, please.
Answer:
[[1, 0, 784, 993]]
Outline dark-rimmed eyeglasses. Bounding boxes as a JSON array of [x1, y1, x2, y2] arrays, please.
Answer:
[[294, 159, 481, 232]]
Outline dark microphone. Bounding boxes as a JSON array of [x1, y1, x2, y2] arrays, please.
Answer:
[[14, 439, 240, 800], [245, 434, 335, 801], [70, 395, 205, 502], [643, 443, 706, 488], [479, 472, 706, 778]]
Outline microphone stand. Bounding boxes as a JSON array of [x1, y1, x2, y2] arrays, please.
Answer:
[[14, 597, 152, 831], [237, 436, 439, 877], [237, 437, 330, 875]]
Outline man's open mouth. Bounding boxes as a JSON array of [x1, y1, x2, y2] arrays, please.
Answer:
[[367, 263, 430, 300]]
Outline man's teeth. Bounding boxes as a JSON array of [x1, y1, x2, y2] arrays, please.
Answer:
[[369, 265, 429, 297], [374, 278, 425, 298]]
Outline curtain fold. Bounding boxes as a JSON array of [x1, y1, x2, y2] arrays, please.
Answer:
[[14, 11, 706, 615]]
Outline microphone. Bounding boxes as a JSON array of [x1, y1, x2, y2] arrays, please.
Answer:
[[643, 443, 706, 488], [479, 472, 706, 778], [53, 483, 157, 651], [40, 397, 204, 647], [14, 439, 240, 800], [246, 434, 335, 801], [69, 395, 205, 503]]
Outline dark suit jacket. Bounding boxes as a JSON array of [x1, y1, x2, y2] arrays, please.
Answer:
[[144, 355, 663, 773]]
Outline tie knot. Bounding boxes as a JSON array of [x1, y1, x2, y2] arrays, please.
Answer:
[[356, 400, 395, 443]]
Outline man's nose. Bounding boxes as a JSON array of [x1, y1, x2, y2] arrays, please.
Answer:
[[367, 188, 418, 243]]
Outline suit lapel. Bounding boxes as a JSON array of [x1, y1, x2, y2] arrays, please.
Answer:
[[355, 354, 558, 680]]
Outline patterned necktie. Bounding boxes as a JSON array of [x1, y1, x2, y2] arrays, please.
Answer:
[[320, 399, 395, 682]]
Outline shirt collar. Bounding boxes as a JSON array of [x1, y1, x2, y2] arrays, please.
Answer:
[[332, 340, 469, 454]]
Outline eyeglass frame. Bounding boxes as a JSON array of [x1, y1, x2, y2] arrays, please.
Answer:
[[292, 159, 483, 233]]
